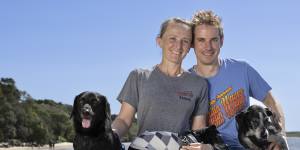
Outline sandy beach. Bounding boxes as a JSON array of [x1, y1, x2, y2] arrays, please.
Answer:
[[0, 142, 73, 150], [0, 142, 130, 150]]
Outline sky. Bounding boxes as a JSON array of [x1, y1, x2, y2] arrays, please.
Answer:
[[1, 0, 299, 131]]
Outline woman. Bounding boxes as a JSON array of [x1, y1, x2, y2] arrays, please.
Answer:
[[112, 18, 211, 150]]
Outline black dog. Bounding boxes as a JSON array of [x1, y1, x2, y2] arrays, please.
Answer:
[[236, 105, 288, 150], [179, 125, 229, 150], [71, 91, 122, 150]]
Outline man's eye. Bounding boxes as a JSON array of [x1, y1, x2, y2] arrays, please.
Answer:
[[212, 38, 219, 42], [197, 38, 205, 42]]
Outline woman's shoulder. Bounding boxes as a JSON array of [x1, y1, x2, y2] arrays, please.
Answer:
[[128, 67, 155, 79]]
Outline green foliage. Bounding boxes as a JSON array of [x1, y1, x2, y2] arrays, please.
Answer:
[[287, 131, 300, 137], [0, 77, 74, 145], [0, 77, 140, 145], [123, 120, 138, 142]]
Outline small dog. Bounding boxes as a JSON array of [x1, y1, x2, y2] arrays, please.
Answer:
[[179, 125, 229, 150], [71, 91, 122, 150], [236, 105, 288, 150]]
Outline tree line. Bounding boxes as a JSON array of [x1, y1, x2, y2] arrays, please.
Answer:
[[0, 78, 138, 146]]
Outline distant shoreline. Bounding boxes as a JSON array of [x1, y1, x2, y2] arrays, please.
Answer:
[[0, 142, 72, 150]]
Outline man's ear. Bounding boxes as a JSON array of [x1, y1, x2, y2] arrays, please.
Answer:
[[220, 36, 224, 48]]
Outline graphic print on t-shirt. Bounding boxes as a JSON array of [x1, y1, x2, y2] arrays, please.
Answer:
[[208, 87, 245, 127], [176, 91, 193, 101]]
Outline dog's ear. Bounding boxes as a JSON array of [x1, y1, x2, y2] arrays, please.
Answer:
[[235, 112, 243, 124], [210, 125, 217, 130], [265, 108, 273, 116], [70, 92, 85, 119], [102, 95, 112, 132], [235, 112, 247, 131]]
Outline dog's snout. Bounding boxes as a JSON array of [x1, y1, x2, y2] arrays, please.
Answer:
[[83, 104, 91, 110], [82, 104, 94, 115], [83, 107, 90, 114]]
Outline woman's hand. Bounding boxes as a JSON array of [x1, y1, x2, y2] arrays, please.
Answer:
[[180, 143, 213, 150]]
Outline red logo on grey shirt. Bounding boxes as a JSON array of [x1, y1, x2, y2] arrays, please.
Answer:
[[176, 91, 193, 101]]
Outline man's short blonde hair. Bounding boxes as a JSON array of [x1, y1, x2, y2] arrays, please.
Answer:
[[192, 10, 223, 38]]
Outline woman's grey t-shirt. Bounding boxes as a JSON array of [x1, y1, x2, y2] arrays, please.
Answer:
[[117, 66, 209, 135]]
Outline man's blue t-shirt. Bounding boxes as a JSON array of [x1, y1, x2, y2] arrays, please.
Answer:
[[189, 58, 271, 150]]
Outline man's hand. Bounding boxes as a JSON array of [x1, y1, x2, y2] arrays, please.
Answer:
[[180, 143, 213, 150]]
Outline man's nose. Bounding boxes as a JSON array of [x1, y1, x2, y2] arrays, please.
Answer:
[[204, 41, 212, 50]]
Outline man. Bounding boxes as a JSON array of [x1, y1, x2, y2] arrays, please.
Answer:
[[189, 10, 287, 150]]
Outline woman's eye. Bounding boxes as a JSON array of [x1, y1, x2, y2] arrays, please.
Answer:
[[169, 37, 176, 41], [182, 39, 189, 44]]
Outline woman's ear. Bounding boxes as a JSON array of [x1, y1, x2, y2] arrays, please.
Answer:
[[156, 37, 162, 48]]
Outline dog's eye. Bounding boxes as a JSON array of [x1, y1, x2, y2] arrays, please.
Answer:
[[79, 100, 84, 105], [91, 98, 99, 104], [251, 120, 260, 128]]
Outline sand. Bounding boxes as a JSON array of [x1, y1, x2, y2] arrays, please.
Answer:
[[0, 142, 73, 150]]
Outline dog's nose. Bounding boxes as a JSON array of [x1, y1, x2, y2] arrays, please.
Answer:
[[82, 104, 93, 115], [83, 107, 90, 114]]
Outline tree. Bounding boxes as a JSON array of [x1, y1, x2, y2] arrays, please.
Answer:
[[0, 78, 20, 104], [0, 77, 74, 144]]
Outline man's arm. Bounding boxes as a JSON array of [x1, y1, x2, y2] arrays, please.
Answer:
[[263, 91, 286, 135], [112, 102, 136, 137]]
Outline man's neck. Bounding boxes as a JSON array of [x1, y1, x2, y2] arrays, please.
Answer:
[[195, 60, 220, 78]]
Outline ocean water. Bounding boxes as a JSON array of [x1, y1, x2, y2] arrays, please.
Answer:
[[287, 137, 300, 149]]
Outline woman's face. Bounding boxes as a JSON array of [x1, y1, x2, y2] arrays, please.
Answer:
[[157, 22, 192, 65]]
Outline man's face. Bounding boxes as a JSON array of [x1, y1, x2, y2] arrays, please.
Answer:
[[157, 22, 192, 64], [193, 24, 223, 66]]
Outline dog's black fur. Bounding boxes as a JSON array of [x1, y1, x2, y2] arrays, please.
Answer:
[[179, 125, 229, 150], [71, 91, 121, 150], [236, 105, 288, 150]]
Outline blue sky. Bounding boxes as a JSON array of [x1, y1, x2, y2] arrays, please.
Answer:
[[1, 0, 299, 131]]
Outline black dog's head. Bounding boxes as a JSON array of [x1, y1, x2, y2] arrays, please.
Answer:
[[179, 125, 229, 150], [235, 105, 283, 149], [71, 91, 112, 136], [236, 105, 273, 140]]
